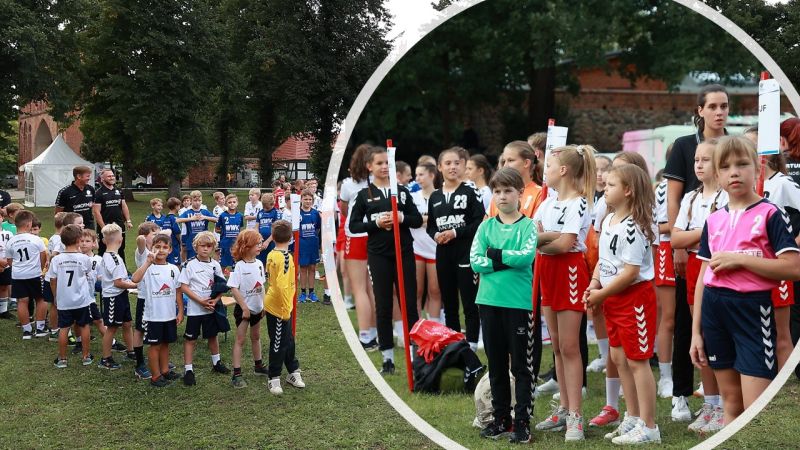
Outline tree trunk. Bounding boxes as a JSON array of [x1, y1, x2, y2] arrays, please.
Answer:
[[215, 109, 232, 185], [168, 179, 181, 199], [440, 51, 453, 146], [527, 66, 557, 132], [311, 105, 334, 178], [120, 134, 136, 201], [255, 103, 278, 185]]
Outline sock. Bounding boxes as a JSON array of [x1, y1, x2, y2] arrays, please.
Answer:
[[597, 338, 609, 362], [233, 367, 242, 376], [606, 377, 621, 410], [359, 330, 372, 344], [301, 288, 307, 295], [211, 354, 221, 365], [134, 346, 144, 366], [77, 336, 83, 343], [0, 298, 7, 314], [382, 349, 394, 362], [344, 294, 353, 304], [659, 362, 672, 380], [393, 320, 403, 337], [22, 323, 32, 333], [254, 359, 263, 368], [369, 327, 377, 340], [324, 288, 330, 296], [469, 342, 478, 352], [185, 364, 193, 372], [36, 320, 45, 331], [705, 394, 721, 407]]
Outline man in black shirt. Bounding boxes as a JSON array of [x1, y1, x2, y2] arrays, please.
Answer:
[[0, 189, 11, 214], [55, 166, 96, 229], [93, 169, 132, 259]]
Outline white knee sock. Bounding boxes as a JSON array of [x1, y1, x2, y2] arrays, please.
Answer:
[[597, 338, 609, 361], [659, 362, 672, 380], [606, 377, 621, 410]]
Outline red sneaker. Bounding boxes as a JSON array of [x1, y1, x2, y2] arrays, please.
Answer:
[[589, 405, 620, 428]]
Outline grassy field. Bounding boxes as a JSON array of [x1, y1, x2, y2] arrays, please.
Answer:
[[1, 190, 798, 448]]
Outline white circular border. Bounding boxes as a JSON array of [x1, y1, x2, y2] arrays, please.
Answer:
[[319, 1, 800, 449]]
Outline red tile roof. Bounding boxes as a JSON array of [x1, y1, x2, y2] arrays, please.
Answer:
[[272, 135, 314, 161]]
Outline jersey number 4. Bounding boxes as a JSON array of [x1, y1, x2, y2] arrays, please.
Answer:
[[609, 235, 618, 255]]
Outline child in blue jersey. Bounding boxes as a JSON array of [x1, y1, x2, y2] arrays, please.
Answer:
[[216, 194, 244, 270], [257, 193, 281, 264], [177, 191, 217, 259], [298, 190, 322, 303], [146, 198, 168, 229], [163, 197, 183, 265]]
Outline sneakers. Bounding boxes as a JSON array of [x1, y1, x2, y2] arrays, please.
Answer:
[[509, 420, 531, 444], [553, 386, 587, 401], [535, 378, 559, 398], [254, 366, 269, 377], [604, 413, 639, 439], [269, 377, 283, 395], [150, 377, 170, 388], [308, 292, 319, 303], [286, 370, 306, 388], [82, 354, 94, 366], [231, 375, 248, 389], [688, 403, 713, 432], [590, 405, 620, 428], [322, 294, 331, 305], [72, 342, 83, 355], [98, 357, 121, 370], [693, 382, 705, 398], [163, 370, 181, 381], [49, 329, 59, 342], [380, 359, 395, 375], [298, 292, 307, 303], [587, 357, 606, 373], [361, 338, 379, 352], [67, 333, 76, 345], [212, 361, 231, 374], [535, 403, 568, 431], [657, 377, 673, 399], [671, 396, 692, 422], [34, 327, 48, 338], [343, 297, 355, 310], [53, 358, 68, 369], [611, 421, 661, 445], [111, 342, 128, 353], [135, 365, 153, 380], [22, 330, 32, 340], [565, 412, 585, 442], [479, 416, 512, 440], [125, 352, 137, 362], [699, 406, 724, 434], [183, 370, 196, 386]]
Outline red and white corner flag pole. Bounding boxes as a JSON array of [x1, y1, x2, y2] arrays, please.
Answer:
[[757, 71, 780, 196], [387, 139, 414, 392], [290, 193, 301, 337]]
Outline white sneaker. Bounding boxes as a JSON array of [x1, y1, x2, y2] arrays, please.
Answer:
[[537, 378, 560, 394], [553, 387, 587, 401], [286, 370, 306, 388], [565, 412, 585, 442], [688, 403, 713, 432], [535, 403, 568, 431], [671, 396, 692, 422], [269, 377, 283, 395], [657, 377, 673, 399], [693, 382, 704, 397], [587, 357, 606, 372], [343, 297, 355, 310], [612, 421, 661, 445], [699, 406, 724, 434], [604, 413, 639, 440]]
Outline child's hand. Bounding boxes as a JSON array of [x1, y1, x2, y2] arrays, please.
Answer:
[[146, 253, 155, 264], [203, 298, 215, 310], [709, 252, 742, 273], [689, 332, 707, 368], [583, 288, 604, 311], [536, 220, 544, 234], [242, 309, 250, 320], [176, 313, 184, 325]]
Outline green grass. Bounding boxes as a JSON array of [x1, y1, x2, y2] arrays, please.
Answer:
[[0, 192, 432, 449]]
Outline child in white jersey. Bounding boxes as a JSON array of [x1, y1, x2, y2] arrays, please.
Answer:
[[585, 164, 661, 445], [132, 234, 183, 387], [227, 229, 267, 388], [132, 222, 161, 380], [98, 223, 137, 370], [3, 211, 47, 339]]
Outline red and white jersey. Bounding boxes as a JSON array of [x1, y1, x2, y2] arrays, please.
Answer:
[[340, 177, 369, 238], [533, 196, 591, 254], [654, 180, 670, 242], [227, 259, 266, 313], [765, 172, 800, 227], [675, 188, 728, 252], [410, 190, 436, 259], [141, 263, 180, 322], [597, 213, 654, 287]]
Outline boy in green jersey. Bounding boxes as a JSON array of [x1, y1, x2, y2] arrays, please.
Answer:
[[471, 168, 538, 444]]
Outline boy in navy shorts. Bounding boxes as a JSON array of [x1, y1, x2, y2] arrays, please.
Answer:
[[98, 223, 137, 370], [132, 234, 183, 387], [178, 231, 230, 386], [2, 210, 47, 339], [216, 193, 244, 271], [132, 221, 161, 379], [48, 224, 94, 368], [298, 190, 321, 303]]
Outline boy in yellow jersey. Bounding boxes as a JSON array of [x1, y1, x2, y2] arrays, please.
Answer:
[[264, 220, 305, 395]]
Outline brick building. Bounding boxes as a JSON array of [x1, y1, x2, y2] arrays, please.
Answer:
[[17, 101, 84, 189]]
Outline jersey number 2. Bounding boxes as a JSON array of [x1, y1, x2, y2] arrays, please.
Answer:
[[557, 207, 567, 225]]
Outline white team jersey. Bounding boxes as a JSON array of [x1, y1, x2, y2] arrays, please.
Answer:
[[410, 190, 437, 259], [654, 180, 670, 242], [48, 234, 64, 255], [134, 247, 151, 292], [46, 252, 92, 310], [597, 213, 654, 287], [5, 233, 46, 279], [675, 188, 729, 252], [88, 254, 102, 293], [0, 230, 12, 275], [141, 263, 180, 322], [340, 177, 368, 237], [593, 196, 607, 231], [245, 201, 261, 229], [100, 252, 128, 297], [478, 185, 492, 212], [212, 205, 225, 217], [177, 257, 224, 316], [765, 173, 800, 214], [533, 196, 591, 254], [226, 259, 266, 313]]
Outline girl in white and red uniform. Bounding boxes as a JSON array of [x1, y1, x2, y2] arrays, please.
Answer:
[[585, 164, 661, 445], [533, 145, 596, 441], [411, 162, 441, 322]]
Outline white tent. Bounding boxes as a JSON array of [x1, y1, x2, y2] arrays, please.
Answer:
[[20, 134, 94, 207]]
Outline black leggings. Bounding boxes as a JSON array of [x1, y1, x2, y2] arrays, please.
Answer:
[[436, 245, 480, 343], [368, 251, 419, 352], [672, 277, 694, 397], [266, 312, 299, 378]]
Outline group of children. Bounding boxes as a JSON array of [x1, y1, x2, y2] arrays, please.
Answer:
[[3, 184, 329, 394]]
